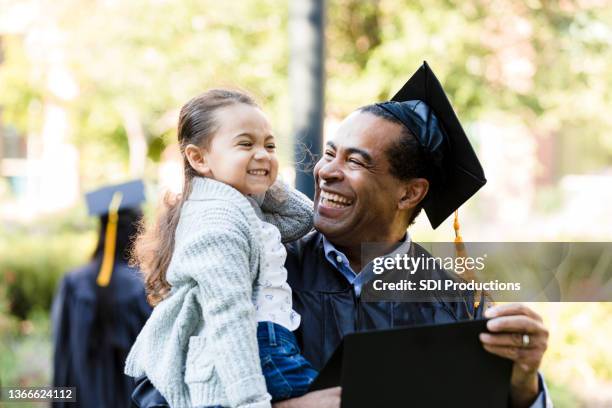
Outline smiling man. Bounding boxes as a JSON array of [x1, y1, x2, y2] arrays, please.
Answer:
[[277, 63, 551, 408]]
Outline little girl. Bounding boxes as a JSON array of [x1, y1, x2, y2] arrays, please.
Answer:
[[125, 90, 317, 407]]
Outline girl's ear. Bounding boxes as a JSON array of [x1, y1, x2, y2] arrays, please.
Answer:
[[398, 178, 429, 211], [184, 144, 210, 176]]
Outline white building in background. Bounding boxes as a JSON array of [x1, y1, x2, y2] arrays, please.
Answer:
[[476, 116, 537, 227], [1, 2, 80, 221]]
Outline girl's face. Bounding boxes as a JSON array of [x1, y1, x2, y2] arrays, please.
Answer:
[[196, 103, 278, 195]]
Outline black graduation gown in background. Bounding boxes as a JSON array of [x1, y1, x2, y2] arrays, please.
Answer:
[[51, 259, 152, 408], [286, 231, 485, 370]]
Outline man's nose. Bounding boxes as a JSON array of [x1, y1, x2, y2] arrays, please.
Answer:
[[316, 157, 343, 183]]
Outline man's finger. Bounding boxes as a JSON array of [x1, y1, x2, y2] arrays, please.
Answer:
[[484, 303, 542, 322], [479, 332, 541, 349], [486, 315, 546, 334], [482, 344, 523, 360]]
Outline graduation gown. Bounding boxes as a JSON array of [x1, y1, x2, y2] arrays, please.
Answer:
[[286, 231, 485, 370], [52, 259, 152, 408]]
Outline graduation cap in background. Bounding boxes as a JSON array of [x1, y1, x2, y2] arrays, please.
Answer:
[[85, 180, 145, 287], [378, 61, 487, 231]]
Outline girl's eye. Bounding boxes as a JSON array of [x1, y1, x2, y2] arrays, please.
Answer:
[[266, 144, 276, 150], [238, 142, 253, 147]]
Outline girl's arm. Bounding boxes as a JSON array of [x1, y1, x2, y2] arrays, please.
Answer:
[[180, 213, 271, 408], [259, 180, 314, 243]]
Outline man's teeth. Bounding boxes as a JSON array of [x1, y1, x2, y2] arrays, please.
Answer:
[[321, 198, 346, 209], [247, 170, 268, 175], [320, 191, 353, 207]]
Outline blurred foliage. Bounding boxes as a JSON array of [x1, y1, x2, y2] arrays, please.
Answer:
[[1, 281, 51, 404], [0, 0, 610, 188], [0, 308, 51, 389], [0, 213, 88, 396], [545, 379, 582, 408], [325, 0, 612, 176], [536, 303, 612, 381], [0, 0, 292, 189], [534, 303, 612, 406], [0, 210, 95, 319]]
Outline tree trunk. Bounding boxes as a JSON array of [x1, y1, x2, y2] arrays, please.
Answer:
[[121, 106, 147, 178], [290, 0, 325, 199]]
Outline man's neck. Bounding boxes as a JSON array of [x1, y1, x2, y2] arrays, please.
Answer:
[[333, 243, 362, 272], [331, 232, 408, 273]]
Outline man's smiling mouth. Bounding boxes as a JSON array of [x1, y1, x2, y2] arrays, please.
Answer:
[[319, 190, 353, 209]]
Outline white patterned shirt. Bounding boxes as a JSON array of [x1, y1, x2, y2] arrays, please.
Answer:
[[254, 220, 301, 331]]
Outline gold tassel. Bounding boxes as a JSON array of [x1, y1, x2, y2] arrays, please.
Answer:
[[454, 210, 480, 310], [453, 210, 466, 256], [97, 191, 123, 287]]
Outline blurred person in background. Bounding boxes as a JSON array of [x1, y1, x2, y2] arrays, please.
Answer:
[[51, 180, 152, 408]]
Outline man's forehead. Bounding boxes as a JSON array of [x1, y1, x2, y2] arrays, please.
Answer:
[[328, 110, 402, 149]]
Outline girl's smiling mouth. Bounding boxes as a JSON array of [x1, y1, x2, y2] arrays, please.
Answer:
[[247, 169, 269, 176]]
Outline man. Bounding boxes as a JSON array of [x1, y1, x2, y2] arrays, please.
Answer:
[[275, 63, 550, 408], [132, 63, 551, 407]]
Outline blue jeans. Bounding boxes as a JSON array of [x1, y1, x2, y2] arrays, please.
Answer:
[[257, 321, 318, 402]]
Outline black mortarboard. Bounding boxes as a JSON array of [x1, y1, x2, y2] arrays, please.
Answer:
[[85, 180, 145, 216], [84, 180, 145, 286], [379, 61, 486, 229]]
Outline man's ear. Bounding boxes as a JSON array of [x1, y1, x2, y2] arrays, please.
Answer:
[[398, 178, 429, 211], [184, 144, 210, 176]]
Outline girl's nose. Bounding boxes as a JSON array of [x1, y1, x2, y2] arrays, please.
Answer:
[[253, 147, 271, 161]]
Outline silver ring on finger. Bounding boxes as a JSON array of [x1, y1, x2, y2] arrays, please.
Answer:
[[521, 333, 530, 348]]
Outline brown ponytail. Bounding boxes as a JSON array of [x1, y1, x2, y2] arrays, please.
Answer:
[[132, 89, 258, 306]]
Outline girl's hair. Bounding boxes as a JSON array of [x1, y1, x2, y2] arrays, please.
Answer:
[[132, 89, 258, 306]]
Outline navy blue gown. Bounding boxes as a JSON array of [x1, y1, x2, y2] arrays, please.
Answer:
[[52, 259, 152, 408], [285, 232, 484, 370]]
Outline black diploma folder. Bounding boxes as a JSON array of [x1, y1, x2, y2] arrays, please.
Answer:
[[310, 319, 512, 408]]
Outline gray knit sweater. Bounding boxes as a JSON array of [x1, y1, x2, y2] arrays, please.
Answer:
[[125, 177, 313, 408]]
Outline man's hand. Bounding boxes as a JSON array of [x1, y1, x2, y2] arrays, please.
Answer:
[[272, 387, 341, 408], [480, 303, 549, 408]]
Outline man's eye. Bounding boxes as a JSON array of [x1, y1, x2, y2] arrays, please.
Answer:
[[349, 158, 364, 167], [324, 150, 335, 157]]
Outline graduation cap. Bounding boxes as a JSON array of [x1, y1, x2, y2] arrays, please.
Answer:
[[85, 180, 146, 216], [378, 61, 486, 229], [85, 180, 145, 287]]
